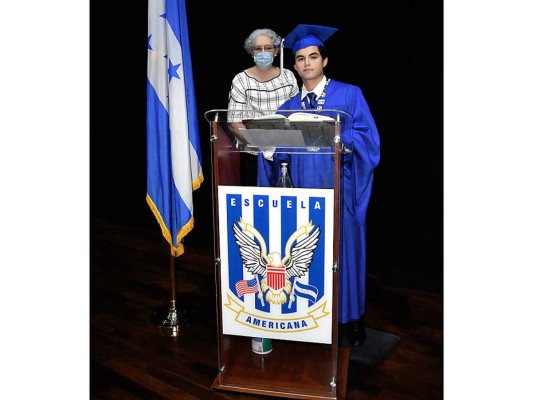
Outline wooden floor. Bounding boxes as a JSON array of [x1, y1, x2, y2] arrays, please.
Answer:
[[90, 219, 443, 400]]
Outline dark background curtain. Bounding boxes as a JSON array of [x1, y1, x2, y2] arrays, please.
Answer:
[[90, 0, 443, 293]]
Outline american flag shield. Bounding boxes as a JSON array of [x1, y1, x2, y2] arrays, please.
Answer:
[[218, 185, 334, 344], [146, 0, 203, 256]]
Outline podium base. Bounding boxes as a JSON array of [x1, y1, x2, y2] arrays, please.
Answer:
[[212, 345, 349, 400]]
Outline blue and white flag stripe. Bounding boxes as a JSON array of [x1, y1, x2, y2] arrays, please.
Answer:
[[294, 280, 319, 303], [147, 0, 203, 256]]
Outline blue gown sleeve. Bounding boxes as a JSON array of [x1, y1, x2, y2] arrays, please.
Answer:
[[341, 86, 381, 225]]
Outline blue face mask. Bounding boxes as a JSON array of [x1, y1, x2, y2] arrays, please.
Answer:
[[253, 51, 274, 70]]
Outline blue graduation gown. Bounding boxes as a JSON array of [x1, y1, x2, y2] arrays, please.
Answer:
[[257, 80, 381, 323]]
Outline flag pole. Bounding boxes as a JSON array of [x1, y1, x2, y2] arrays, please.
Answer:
[[147, 0, 201, 337], [152, 245, 184, 337]]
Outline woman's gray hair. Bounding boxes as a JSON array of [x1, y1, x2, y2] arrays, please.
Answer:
[[243, 28, 281, 55]]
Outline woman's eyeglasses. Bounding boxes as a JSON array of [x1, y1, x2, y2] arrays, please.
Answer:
[[252, 45, 275, 53]]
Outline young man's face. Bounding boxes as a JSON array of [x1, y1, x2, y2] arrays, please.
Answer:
[[293, 46, 328, 81]]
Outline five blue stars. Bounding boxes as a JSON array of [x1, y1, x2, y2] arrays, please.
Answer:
[[148, 13, 182, 83]]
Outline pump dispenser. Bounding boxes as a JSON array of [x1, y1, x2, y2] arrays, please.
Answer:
[[276, 163, 293, 188]]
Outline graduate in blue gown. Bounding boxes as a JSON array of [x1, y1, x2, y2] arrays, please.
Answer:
[[256, 24, 381, 346]]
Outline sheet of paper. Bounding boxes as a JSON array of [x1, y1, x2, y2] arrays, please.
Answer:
[[238, 128, 306, 147]]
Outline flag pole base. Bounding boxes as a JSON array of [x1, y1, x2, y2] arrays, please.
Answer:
[[150, 305, 188, 337]]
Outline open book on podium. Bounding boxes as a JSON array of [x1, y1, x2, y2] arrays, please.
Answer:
[[239, 112, 336, 148]]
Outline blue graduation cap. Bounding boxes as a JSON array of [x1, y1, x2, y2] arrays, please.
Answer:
[[279, 24, 337, 80], [283, 24, 338, 53]]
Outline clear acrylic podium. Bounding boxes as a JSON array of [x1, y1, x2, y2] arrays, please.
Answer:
[[204, 109, 352, 400]]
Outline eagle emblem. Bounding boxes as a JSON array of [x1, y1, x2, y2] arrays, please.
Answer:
[[232, 218, 321, 306]]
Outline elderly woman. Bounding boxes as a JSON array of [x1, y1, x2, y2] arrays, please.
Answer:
[[227, 28, 299, 123]]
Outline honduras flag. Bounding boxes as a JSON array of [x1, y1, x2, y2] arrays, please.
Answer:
[[147, 0, 203, 256], [294, 280, 319, 304]]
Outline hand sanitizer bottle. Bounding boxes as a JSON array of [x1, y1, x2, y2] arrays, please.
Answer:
[[276, 162, 293, 188]]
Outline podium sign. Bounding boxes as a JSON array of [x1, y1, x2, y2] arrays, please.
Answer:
[[218, 185, 335, 344]]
